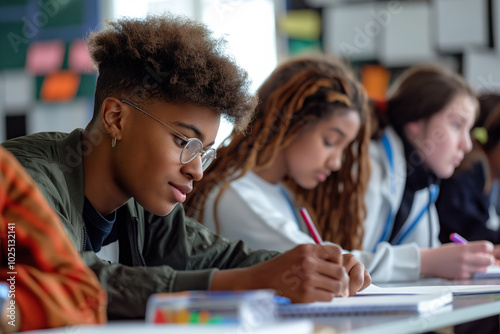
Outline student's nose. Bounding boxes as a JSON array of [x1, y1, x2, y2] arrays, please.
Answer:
[[461, 130, 473, 153], [327, 149, 343, 172], [182, 155, 204, 181]]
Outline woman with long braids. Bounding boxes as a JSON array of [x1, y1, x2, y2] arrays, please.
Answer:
[[187, 55, 402, 282], [186, 55, 368, 251]]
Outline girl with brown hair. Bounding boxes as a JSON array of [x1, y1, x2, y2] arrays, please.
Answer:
[[437, 97, 500, 255], [187, 55, 395, 282], [186, 55, 368, 249], [365, 64, 498, 281]]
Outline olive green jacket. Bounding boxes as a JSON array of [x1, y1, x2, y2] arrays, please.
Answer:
[[3, 129, 279, 319]]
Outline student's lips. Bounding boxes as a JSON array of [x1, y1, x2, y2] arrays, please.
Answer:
[[169, 183, 192, 203], [316, 172, 330, 182], [453, 156, 463, 167]]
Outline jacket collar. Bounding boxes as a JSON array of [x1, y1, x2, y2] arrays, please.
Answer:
[[56, 128, 86, 215]]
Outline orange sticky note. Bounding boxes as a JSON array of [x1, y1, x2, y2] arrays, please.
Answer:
[[361, 65, 391, 101], [40, 71, 80, 102]]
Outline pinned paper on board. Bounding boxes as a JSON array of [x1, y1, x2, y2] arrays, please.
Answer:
[[26, 40, 65, 76], [362, 65, 391, 101], [3, 70, 35, 110], [69, 39, 96, 74], [277, 10, 321, 41]]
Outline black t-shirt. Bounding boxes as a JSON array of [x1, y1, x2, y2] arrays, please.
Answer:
[[83, 196, 119, 252]]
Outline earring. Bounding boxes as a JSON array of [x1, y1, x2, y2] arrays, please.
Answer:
[[111, 136, 117, 148]]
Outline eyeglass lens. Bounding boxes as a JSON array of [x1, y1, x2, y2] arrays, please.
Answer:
[[182, 140, 215, 171]]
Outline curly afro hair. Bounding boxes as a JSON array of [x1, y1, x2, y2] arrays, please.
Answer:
[[87, 14, 257, 131]]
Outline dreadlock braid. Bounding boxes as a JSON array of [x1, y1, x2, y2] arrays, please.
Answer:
[[185, 55, 370, 250]]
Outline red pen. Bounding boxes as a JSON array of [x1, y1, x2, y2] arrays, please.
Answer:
[[300, 207, 323, 244]]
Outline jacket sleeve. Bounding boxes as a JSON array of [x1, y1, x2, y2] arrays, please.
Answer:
[[144, 204, 280, 269], [82, 204, 280, 320], [0, 149, 107, 331], [2, 135, 280, 320]]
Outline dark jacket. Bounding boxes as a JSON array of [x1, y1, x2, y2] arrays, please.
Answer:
[[437, 159, 500, 244], [2, 129, 279, 319]]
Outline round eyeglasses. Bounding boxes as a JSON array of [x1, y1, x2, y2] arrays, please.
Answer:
[[121, 100, 217, 171]]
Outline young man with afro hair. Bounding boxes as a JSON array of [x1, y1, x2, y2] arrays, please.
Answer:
[[3, 14, 369, 319]]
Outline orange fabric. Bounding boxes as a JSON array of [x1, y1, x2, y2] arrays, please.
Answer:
[[40, 71, 80, 102], [0, 147, 106, 331]]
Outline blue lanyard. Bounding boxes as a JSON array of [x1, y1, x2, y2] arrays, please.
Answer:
[[374, 207, 395, 252], [382, 133, 396, 194], [391, 184, 439, 245], [373, 133, 440, 251], [279, 186, 302, 231], [373, 133, 396, 252]]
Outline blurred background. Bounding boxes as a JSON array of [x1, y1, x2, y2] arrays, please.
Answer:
[[0, 0, 499, 147]]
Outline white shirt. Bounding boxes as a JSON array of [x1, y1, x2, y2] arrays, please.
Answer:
[[202, 171, 313, 252], [364, 127, 441, 251], [201, 170, 421, 282]]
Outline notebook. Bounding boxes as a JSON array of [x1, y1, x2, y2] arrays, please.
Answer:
[[360, 283, 500, 297], [277, 291, 452, 317], [472, 265, 500, 279]]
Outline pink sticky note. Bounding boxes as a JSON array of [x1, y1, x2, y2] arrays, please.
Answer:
[[26, 40, 65, 75], [69, 39, 96, 74]]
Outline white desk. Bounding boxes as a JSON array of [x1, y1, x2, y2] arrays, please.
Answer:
[[21, 279, 500, 334], [19, 320, 315, 334], [313, 294, 500, 334], [311, 278, 500, 334]]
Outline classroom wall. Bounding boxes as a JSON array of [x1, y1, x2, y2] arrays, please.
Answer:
[[280, 0, 500, 100], [1, 0, 498, 143], [0, 0, 276, 146], [0, 0, 105, 142]]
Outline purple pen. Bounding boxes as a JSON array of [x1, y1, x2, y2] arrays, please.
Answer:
[[449, 233, 468, 244]]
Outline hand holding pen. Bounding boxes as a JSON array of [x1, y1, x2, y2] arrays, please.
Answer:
[[450, 233, 500, 266], [449, 233, 468, 244], [299, 207, 371, 295]]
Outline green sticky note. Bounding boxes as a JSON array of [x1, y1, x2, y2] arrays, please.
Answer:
[[288, 38, 322, 57], [278, 10, 321, 40], [472, 127, 488, 145]]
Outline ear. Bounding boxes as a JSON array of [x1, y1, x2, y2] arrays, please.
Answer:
[[101, 97, 125, 140], [405, 119, 425, 139]]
